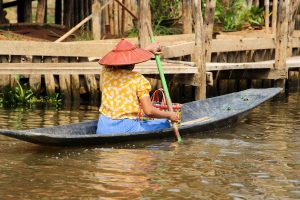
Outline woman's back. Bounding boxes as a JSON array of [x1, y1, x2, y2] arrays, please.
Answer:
[[100, 68, 151, 120]]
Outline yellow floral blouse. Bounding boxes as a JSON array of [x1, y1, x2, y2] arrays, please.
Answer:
[[99, 67, 151, 119]]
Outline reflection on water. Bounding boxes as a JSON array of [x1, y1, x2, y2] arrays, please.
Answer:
[[0, 91, 299, 199]]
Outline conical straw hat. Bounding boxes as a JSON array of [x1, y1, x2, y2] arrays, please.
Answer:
[[98, 39, 153, 66]]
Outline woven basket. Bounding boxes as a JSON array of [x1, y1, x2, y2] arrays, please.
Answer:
[[138, 89, 182, 125]]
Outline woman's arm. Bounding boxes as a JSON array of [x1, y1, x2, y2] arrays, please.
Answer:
[[140, 96, 179, 122]]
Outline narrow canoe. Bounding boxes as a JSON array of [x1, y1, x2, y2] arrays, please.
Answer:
[[0, 88, 282, 146]]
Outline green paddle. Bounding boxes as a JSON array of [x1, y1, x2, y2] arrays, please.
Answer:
[[146, 22, 182, 143]]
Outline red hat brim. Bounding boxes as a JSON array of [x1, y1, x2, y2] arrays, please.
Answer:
[[99, 46, 153, 66]]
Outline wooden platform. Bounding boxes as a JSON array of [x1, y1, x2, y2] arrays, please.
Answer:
[[0, 60, 198, 75]]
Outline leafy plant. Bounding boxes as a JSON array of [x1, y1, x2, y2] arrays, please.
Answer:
[[14, 75, 34, 105], [215, 0, 265, 31], [1, 76, 63, 108]]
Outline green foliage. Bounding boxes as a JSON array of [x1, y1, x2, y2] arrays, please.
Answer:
[[0, 76, 62, 108], [150, 0, 181, 36], [215, 0, 265, 31]]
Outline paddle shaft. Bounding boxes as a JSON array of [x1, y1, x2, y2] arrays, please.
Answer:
[[146, 23, 182, 143]]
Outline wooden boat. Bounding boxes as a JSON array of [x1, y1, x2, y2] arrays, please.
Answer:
[[0, 88, 282, 146]]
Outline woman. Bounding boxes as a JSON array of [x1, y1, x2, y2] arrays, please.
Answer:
[[96, 39, 178, 134]]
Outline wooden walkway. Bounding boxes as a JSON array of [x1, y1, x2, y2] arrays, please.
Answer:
[[0, 60, 198, 75]]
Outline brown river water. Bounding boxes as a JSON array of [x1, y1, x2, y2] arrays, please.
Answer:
[[0, 91, 299, 200]]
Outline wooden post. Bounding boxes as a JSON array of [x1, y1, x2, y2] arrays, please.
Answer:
[[55, 0, 62, 24], [194, 0, 206, 100], [58, 57, 72, 103], [204, 0, 216, 62], [109, 3, 114, 35], [272, 0, 278, 34], [113, 1, 119, 36], [10, 55, 21, 87], [182, 0, 193, 34], [138, 0, 151, 48], [265, 0, 270, 33], [69, 57, 81, 103], [0, 55, 10, 92], [123, 0, 134, 32], [92, 0, 101, 40], [30, 56, 42, 94], [287, 0, 300, 57], [0, 0, 5, 23], [36, 0, 47, 23], [17, 0, 32, 23], [80, 57, 98, 103], [44, 56, 56, 97], [274, 0, 288, 88]]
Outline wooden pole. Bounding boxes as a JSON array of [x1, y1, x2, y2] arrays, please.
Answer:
[[204, 0, 216, 62], [123, 0, 134, 32], [138, 0, 151, 48], [113, 1, 119, 36], [287, 0, 300, 57], [194, 0, 206, 100], [272, 0, 278, 34], [30, 56, 42, 94], [55, 0, 62, 24], [274, 0, 288, 88], [17, 0, 32, 23], [0, 55, 10, 92], [92, 0, 101, 40], [44, 56, 56, 96], [182, 0, 193, 34], [58, 57, 72, 103], [109, 4, 114, 35], [36, 0, 47, 23], [265, 0, 270, 33]]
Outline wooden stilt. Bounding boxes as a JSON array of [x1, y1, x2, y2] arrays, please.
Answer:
[[194, 0, 206, 100], [43, 56, 56, 96], [0, 55, 10, 92], [274, 0, 288, 88], [69, 57, 81, 103], [30, 56, 42, 94], [58, 57, 72, 103], [10, 55, 21, 88], [79, 57, 98, 102]]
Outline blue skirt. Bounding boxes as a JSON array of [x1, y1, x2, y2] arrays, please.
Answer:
[[96, 114, 171, 135]]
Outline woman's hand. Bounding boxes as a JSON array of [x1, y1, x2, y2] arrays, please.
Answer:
[[145, 42, 162, 54], [168, 112, 179, 123]]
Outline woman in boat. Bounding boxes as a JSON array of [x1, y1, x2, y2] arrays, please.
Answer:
[[97, 39, 179, 134]]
